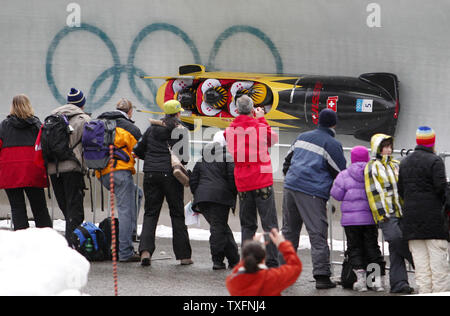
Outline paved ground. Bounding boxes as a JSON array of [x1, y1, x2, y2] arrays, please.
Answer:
[[82, 237, 415, 297], [0, 180, 420, 297]]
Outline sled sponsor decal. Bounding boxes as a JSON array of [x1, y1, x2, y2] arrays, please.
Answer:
[[327, 96, 338, 112], [356, 99, 373, 113], [312, 81, 323, 124]]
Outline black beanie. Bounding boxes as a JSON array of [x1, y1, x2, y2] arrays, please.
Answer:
[[318, 109, 337, 128]]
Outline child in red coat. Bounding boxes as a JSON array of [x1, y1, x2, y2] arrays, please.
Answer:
[[226, 229, 302, 296]]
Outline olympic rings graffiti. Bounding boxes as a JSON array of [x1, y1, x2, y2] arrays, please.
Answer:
[[46, 23, 283, 112]]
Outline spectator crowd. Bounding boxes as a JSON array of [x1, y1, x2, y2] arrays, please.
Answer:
[[0, 89, 449, 295]]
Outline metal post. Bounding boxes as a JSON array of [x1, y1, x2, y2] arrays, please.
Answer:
[[93, 171, 97, 224], [327, 201, 334, 275], [135, 158, 140, 241]]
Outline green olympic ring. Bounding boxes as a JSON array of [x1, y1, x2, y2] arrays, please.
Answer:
[[46, 23, 283, 112]]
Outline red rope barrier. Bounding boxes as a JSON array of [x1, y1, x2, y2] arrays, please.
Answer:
[[109, 144, 119, 296]]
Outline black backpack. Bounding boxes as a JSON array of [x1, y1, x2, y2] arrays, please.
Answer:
[[72, 222, 108, 262], [99, 217, 120, 261], [41, 114, 81, 175], [340, 251, 357, 289]]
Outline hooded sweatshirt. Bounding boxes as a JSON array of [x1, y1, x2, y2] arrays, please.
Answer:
[[46, 104, 91, 175], [364, 133, 403, 224], [0, 115, 47, 189]]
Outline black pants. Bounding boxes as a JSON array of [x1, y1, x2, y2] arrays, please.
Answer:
[[239, 185, 279, 267], [5, 187, 52, 231], [139, 172, 192, 260], [344, 225, 386, 275], [198, 202, 240, 266], [50, 172, 85, 246]]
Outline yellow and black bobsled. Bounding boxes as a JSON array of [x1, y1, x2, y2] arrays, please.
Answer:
[[144, 65, 400, 141]]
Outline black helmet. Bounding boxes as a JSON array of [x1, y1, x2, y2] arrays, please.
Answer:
[[177, 88, 195, 110], [204, 87, 227, 109]]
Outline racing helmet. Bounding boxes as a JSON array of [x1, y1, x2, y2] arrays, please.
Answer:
[[203, 86, 228, 109], [176, 87, 195, 110], [242, 83, 268, 105]]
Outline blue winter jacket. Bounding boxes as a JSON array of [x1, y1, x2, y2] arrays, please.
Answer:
[[283, 127, 346, 200]]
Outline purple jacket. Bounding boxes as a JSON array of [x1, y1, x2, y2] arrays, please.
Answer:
[[330, 162, 375, 226]]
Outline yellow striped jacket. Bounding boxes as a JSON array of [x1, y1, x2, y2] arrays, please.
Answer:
[[364, 155, 403, 224]]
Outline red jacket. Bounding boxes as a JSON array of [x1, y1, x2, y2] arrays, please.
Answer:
[[224, 115, 278, 192], [226, 241, 302, 296], [0, 115, 47, 189]]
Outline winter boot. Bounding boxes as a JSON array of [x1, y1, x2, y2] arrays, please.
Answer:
[[370, 275, 386, 292], [315, 275, 337, 289], [352, 269, 368, 292]]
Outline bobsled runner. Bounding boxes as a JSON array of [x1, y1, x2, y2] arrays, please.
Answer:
[[143, 65, 400, 141]]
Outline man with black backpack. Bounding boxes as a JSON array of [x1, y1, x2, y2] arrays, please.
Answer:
[[43, 88, 90, 246]]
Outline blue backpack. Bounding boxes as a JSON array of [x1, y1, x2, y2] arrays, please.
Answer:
[[82, 119, 130, 169], [82, 119, 131, 212], [72, 222, 108, 261]]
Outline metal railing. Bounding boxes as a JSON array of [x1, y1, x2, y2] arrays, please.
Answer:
[[3, 141, 449, 271]]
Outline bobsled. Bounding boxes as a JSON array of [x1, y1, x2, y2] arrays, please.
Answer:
[[144, 65, 400, 141]]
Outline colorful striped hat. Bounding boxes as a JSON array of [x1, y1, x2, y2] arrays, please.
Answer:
[[416, 126, 436, 147]]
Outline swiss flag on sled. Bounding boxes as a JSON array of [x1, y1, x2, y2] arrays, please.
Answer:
[[327, 96, 338, 112]]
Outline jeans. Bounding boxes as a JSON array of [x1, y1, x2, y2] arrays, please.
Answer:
[[5, 187, 52, 231], [139, 172, 192, 260], [239, 185, 279, 268], [100, 170, 142, 261]]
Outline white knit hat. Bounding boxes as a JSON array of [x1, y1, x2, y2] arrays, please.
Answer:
[[213, 131, 226, 147]]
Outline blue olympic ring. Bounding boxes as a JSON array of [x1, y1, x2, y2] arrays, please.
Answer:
[[46, 23, 283, 112]]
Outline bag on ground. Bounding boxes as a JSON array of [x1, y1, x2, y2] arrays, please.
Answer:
[[340, 251, 357, 289], [99, 217, 120, 260], [72, 222, 108, 262]]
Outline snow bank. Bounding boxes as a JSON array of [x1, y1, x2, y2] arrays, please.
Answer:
[[0, 228, 90, 296]]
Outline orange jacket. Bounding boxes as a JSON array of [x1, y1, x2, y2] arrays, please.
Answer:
[[226, 241, 302, 296], [95, 111, 142, 177]]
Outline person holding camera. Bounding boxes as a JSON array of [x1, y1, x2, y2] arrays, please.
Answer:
[[224, 95, 280, 268], [226, 229, 302, 296]]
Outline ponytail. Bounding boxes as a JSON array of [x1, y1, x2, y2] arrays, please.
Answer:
[[242, 241, 265, 274]]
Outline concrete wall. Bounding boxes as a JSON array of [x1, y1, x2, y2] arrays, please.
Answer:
[[1, 0, 450, 153]]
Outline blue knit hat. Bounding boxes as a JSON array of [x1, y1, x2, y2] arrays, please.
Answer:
[[319, 108, 337, 128], [67, 88, 86, 107]]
